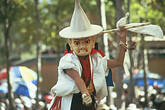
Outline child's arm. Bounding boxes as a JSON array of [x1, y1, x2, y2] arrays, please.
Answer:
[[66, 69, 88, 94], [65, 69, 92, 106], [107, 26, 127, 69]]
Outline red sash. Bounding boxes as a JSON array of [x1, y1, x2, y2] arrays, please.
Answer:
[[49, 97, 62, 110]]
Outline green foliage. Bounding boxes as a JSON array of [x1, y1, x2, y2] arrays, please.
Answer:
[[105, 0, 116, 29], [129, 0, 165, 31]]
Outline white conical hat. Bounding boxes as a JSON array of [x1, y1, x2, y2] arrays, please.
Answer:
[[59, 0, 103, 39]]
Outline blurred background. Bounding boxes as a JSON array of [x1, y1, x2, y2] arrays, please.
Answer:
[[0, 0, 165, 110]]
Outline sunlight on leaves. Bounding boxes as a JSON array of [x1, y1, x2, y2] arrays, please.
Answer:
[[51, 32, 55, 38]]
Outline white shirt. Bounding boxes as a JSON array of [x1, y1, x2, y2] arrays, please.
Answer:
[[49, 52, 108, 110]]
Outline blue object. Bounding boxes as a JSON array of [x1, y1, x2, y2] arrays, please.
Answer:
[[0, 81, 34, 98], [106, 69, 114, 86], [124, 71, 165, 88], [0, 66, 37, 98], [0, 85, 8, 93]]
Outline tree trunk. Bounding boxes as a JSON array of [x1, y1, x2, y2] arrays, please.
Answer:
[[127, 0, 135, 106], [97, 0, 104, 53], [141, 36, 148, 107], [4, 0, 15, 109], [141, 0, 149, 107], [55, 2, 61, 63], [114, 0, 124, 109], [34, 0, 41, 108]]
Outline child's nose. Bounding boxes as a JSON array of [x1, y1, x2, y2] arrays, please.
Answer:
[[80, 44, 85, 49]]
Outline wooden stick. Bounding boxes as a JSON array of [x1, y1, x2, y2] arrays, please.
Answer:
[[101, 22, 150, 34]]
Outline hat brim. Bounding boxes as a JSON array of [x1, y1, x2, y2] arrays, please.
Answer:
[[59, 25, 103, 39]]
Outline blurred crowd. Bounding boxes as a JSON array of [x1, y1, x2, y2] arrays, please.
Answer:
[[0, 92, 52, 110], [0, 86, 165, 110], [96, 85, 165, 110], [124, 86, 165, 110]]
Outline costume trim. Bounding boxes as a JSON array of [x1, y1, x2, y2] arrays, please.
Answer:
[[49, 96, 62, 110]]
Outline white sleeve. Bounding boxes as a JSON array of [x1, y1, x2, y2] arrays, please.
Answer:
[[51, 54, 80, 96], [101, 56, 109, 76], [58, 53, 79, 72]]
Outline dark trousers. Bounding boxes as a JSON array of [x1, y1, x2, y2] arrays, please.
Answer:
[[70, 92, 96, 110]]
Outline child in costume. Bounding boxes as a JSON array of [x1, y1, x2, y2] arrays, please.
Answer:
[[48, 0, 127, 110]]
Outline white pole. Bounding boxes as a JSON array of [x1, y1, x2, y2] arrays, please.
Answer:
[[100, 0, 114, 106]]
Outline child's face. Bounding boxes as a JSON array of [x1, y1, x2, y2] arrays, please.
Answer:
[[68, 37, 96, 56]]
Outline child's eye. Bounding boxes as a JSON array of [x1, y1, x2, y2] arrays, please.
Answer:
[[85, 40, 90, 44], [74, 41, 80, 45]]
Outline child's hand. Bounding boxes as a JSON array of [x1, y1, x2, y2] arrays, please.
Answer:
[[115, 26, 127, 42], [82, 93, 92, 106]]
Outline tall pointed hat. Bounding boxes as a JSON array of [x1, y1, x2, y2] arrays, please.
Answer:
[[59, 0, 103, 39]]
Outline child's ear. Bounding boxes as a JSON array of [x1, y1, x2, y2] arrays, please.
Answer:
[[68, 39, 72, 50], [92, 37, 96, 48]]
